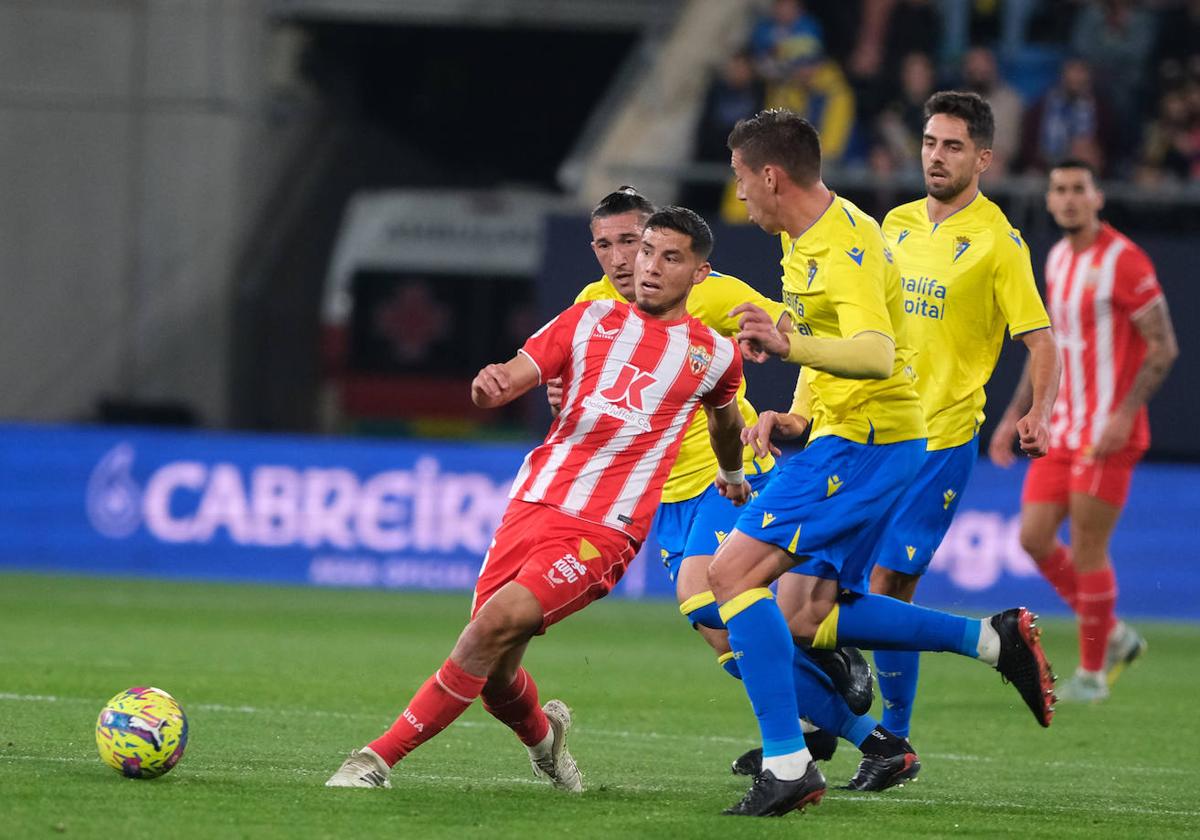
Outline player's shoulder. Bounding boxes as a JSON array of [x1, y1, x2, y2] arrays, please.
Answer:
[[882, 197, 925, 232], [575, 275, 621, 303], [1107, 225, 1154, 269], [972, 193, 1029, 256]]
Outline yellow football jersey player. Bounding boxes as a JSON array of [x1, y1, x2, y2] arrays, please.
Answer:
[[882, 193, 1050, 449], [778, 195, 926, 445], [576, 270, 789, 503]]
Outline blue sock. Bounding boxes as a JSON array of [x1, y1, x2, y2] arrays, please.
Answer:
[[723, 593, 806, 757], [685, 600, 725, 631], [874, 650, 919, 738], [792, 649, 879, 745], [833, 595, 981, 657], [719, 653, 742, 680]]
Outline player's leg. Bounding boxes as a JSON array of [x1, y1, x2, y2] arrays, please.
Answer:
[[1057, 490, 1123, 701], [869, 439, 977, 742], [327, 580, 543, 788], [1019, 449, 1076, 611]]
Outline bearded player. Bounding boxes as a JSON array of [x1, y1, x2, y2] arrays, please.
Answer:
[[327, 207, 750, 791], [990, 159, 1178, 702]]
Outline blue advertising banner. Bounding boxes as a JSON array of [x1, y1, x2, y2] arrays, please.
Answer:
[[1, 424, 1196, 619]]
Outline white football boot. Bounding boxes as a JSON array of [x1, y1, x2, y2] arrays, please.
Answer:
[[1055, 668, 1110, 703], [1105, 621, 1148, 687], [325, 747, 392, 788], [530, 699, 583, 793]]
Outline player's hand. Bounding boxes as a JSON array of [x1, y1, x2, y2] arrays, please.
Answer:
[[471, 363, 512, 407], [716, 475, 751, 506], [731, 303, 791, 358], [546, 377, 564, 412], [742, 411, 785, 459], [739, 337, 770, 364], [988, 415, 1020, 468], [1091, 408, 1134, 458], [1016, 411, 1049, 459]]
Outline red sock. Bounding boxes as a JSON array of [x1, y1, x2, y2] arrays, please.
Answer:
[[1076, 567, 1117, 672], [368, 658, 486, 766], [1036, 544, 1079, 612], [481, 667, 550, 747]]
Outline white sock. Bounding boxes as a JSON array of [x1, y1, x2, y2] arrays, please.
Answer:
[[976, 620, 1000, 666], [761, 748, 812, 781], [527, 728, 555, 762]]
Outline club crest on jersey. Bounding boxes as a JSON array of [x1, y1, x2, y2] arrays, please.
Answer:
[[953, 236, 971, 262], [687, 343, 713, 376], [806, 258, 819, 288]]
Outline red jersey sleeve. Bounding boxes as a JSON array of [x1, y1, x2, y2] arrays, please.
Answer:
[[1112, 246, 1163, 318], [519, 303, 590, 384], [701, 338, 744, 407]]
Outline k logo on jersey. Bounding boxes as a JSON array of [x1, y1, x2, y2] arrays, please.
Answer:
[[943, 488, 957, 510], [687, 343, 713, 376], [826, 475, 843, 497], [593, 323, 620, 339], [953, 236, 971, 262], [761, 512, 776, 527], [597, 363, 657, 410]]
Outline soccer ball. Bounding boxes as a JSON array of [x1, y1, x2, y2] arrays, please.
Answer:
[[95, 686, 189, 778]]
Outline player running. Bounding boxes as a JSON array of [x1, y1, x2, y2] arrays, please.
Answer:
[[326, 207, 750, 792], [567, 186, 875, 762], [710, 108, 1055, 817], [864, 91, 1059, 764], [990, 159, 1178, 702]]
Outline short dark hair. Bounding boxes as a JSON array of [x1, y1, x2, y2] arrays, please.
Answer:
[[1049, 157, 1098, 181], [644, 206, 714, 260], [924, 90, 995, 149], [727, 108, 822, 186], [591, 185, 655, 221]]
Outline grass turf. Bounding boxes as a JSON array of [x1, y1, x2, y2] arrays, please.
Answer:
[[2, 572, 1197, 838]]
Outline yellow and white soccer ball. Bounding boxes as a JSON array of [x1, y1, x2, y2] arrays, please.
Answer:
[[95, 686, 189, 778]]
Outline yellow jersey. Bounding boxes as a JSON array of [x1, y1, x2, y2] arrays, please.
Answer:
[[882, 193, 1051, 449], [779, 195, 926, 445], [575, 272, 788, 503]]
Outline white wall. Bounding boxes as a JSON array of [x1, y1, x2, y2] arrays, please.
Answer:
[[0, 0, 275, 425]]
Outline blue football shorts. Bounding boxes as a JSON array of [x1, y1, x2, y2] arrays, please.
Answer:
[[736, 434, 926, 594]]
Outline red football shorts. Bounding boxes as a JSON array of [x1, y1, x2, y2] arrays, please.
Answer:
[[1022, 445, 1144, 508], [471, 500, 638, 633]]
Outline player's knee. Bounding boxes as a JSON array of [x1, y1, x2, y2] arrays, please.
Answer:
[[1019, 524, 1054, 561]]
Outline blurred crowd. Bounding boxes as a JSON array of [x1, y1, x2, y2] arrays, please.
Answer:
[[695, 0, 1200, 213]]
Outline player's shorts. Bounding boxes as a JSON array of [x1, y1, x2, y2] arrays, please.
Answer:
[[737, 434, 927, 595], [1021, 444, 1145, 508], [654, 467, 775, 584], [471, 500, 638, 633], [872, 437, 978, 577]]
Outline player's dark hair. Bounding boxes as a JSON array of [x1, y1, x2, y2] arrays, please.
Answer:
[[1050, 158, 1098, 181], [727, 108, 822, 186], [644, 206, 714, 260], [924, 90, 995, 149], [590, 185, 655, 221]]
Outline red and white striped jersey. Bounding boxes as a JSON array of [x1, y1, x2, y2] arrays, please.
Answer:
[[1044, 224, 1163, 452], [512, 299, 742, 542]]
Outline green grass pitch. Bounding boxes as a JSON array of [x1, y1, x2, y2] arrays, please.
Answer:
[[2, 572, 1198, 838]]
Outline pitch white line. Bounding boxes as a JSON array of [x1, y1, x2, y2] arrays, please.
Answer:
[[1, 692, 1186, 781]]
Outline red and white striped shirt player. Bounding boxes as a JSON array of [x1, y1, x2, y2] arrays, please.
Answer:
[[1043, 223, 1163, 454], [511, 297, 742, 541], [326, 207, 753, 794]]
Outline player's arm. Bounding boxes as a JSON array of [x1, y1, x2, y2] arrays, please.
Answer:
[[1014, 327, 1059, 459], [1092, 298, 1179, 457], [743, 371, 811, 459], [705, 399, 750, 506], [989, 360, 1034, 467], [471, 354, 541, 409], [731, 302, 894, 379]]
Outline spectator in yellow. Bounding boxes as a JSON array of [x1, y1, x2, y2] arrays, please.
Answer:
[[721, 40, 854, 223]]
